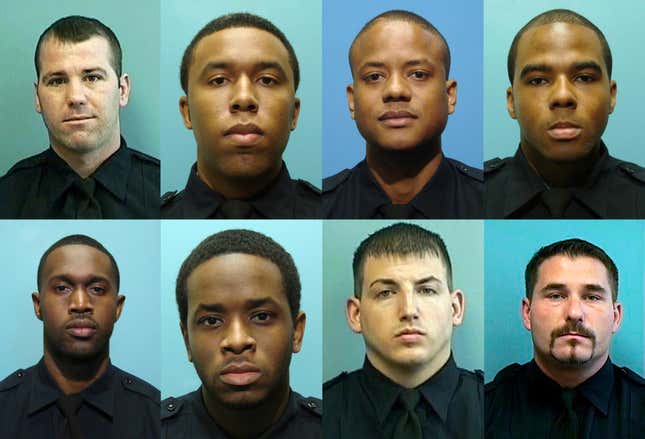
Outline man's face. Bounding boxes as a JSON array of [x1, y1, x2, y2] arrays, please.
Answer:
[[347, 19, 456, 152], [181, 253, 305, 409], [180, 27, 300, 184], [508, 23, 616, 163], [32, 244, 124, 360], [347, 254, 463, 376], [522, 255, 622, 369], [35, 36, 130, 154]]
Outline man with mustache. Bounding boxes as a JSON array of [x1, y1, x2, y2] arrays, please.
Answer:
[[0, 234, 160, 438], [161, 229, 321, 438], [486, 238, 645, 438], [323, 10, 483, 219], [0, 16, 160, 219], [324, 223, 483, 438], [485, 9, 645, 218], [161, 13, 320, 219]]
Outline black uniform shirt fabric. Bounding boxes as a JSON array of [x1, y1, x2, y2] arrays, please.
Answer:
[[485, 143, 645, 218], [323, 355, 484, 438], [160, 387, 322, 438], [0, 137, 159, 219], [485, 359, 645, 438], [161, 162, 321, 219], [0, 358, 160, 439]]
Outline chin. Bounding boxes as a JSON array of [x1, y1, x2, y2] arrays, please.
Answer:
[[217, 389, 267, 410]]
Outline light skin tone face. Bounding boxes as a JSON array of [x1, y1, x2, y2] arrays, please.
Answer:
[[35, 36, 130, 178], [508, 23, 616, 168], [521, 255, 622, 388], [347, 254, 464, 388], [32, 244, 124, 394], [179, 28, 300, 200], [181, 253, 305, 437]]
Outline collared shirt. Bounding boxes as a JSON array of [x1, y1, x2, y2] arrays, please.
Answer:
[[485, 359, 645, 438], [0, 358, 160, 439], [322, 156, 483, 219], [485, 143, 645, 218], [161, 387, 322, 438], [323, 355, 484, 438], [0, 137, 159, 219], [161, 162, 321, 219]]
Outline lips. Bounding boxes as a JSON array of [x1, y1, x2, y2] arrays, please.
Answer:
[[395, 327, 426, 343], [378, 110, 417, 128], [63, 115, 95, 123], [65, 319, 97, 338], [220, 361, 262, 386], [224, 123, 264, 146], [547, 121, 582, 140]]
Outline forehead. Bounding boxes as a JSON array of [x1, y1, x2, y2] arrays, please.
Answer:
[[38, 36, 114, 75], [535, 255, 611, 287], [362, 253, 448, 284], [43, 244, 113, 277]]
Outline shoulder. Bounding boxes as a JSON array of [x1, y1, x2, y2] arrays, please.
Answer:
[[126, 147, 160, 168], [485, 363, 524, 394], [611, 159, 645, 185], [160, 189, 189, 218], [615, 365, 645, 388], [293, 391, 322, 418], [0, 367, 31, 395], [484, 157, 513, 177], [294, 179, 321, 198], [161, 190, 181, 208], [447, 158, 483, 183], [113, 366, 160, 404], [323, 370, 363, 402], [1, 151, 48, 179], [459, 367, 485, 386], [323, 168, 352, 193], [161, 391, 195, 423]]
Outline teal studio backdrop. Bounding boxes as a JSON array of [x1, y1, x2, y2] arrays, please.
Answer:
[[160, 220, 323, 399], [0, 0, 160, 176], [484, 220, 645, 381], [160, 0, 322, 194], [323, 220, 484, 381], [484, 0, 645, 164], [0, 220, 161, 388]]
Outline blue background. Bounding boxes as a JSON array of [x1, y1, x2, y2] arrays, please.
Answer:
[[484, 0, 645, 164], [323, 0, 483, 177], [0, 0, 160, 176], [160, 0, 322, 194], [323, 220, 484, 381], [160, 220, 323, 399], [0, 220, 161, 388], [484, 220, 645, 381]]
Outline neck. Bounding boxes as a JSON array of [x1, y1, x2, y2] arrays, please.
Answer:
[[196, 161, 282, 200], [43, 348, 110, 395], [368, 344, 450, 389], [51, 133, 121, 179], [533, 351, 608, 389], [366, 141, 443, 204], [520, 142, 601, 188], [202, 380, 290, 439]]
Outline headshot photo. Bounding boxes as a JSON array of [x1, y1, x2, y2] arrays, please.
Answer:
[[484, 220, 645, 437], [323, 220, 483, 437], [0, 0, 160, 219], [160, 0, 322, 219], [0, 221, 161, 438], [484, 2, 645, 218], [160, 221, 322, 438], [322, 1, 483, 219]]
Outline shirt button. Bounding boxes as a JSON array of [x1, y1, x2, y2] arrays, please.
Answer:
[[17, 371, 24, 378], [306, 401, 317, 408], [126, 378, 133, 384], [167, 402, 176, 412]]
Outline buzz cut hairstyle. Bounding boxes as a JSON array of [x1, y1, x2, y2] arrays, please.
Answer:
[[348, 9, 451, 79], [352, 223, 453, 298], [524, 238, 619, 302], [35, 15, 123, 80], [175, 229, 301, 327], [179, 12, 300, 94], [37, 234, 121, 292], [507, 8, 612, 84]]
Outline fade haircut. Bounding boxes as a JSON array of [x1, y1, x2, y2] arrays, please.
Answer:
[[37, 234, 120, 292], [179, 12, 300, 93], [507, 9, 612, 84], [525, 238, 618, 301], [35, 15, 123, 80], [348, 10, 451, 79], [352, 223, 453, 297], [176, 229, 301, 326]]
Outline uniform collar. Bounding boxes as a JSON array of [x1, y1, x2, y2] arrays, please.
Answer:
[[360, 354, 459, 424], [27, 357, 117, 419]]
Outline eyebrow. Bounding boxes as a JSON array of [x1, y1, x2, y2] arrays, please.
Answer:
[[48, 274, 112, 286], [369, 275, 442, 289], [200, 60, 288, 77], [359, 59, 432, 71], [41, 67, 109, 82], [519, 60, 604, 80], [193, 296, 281, 314], [539, 283, 608, 294]]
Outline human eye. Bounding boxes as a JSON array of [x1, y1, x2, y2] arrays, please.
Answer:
[[546, 292, 564, 300], [54, 284, 71, 293], [575, 74, 595, 83], [208, 76, 228, 86], [198, 315, 223, 327], [375, 289, 395, 299], [409, 70, 430, 80], [258, 75, 278, 86], [251, 311, 274, 323], [88, 284, 106, 295], [363, 72, 384, 83], [47, 77, 66, 87], [85, 73, 104, 83], [584, 294, 602, 302], [418, 286, 437, 295], [527, 77, 548, 86]]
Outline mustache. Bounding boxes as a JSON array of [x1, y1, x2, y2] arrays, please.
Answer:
[[550, 321, 595, 341]]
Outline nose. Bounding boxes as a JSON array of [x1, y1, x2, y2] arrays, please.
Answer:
[[549, 76, 577, 110], [69, 288, 93, 314], [399, 289, 419, 322], [66, 78, 88, 107], [383, 73, 411, 103], [564, 295, 584, 322], [221, 318, 256, 354], [229, 76, 258, 113]]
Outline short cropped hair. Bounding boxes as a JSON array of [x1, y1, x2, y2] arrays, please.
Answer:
[[176, 229, 301, 326], [507, 9, 612, 84], [353, 223, 453, 297], [180, 12, 300, 93], [525, 238, 618, 301], [35, 15, 123, 79], [37, 234, 120, 292], [349, 10, 451, 79]]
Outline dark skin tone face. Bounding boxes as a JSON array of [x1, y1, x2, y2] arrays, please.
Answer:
[[181, 253, 305, 438], [179, 27, 300, 200], [508, 22, 616, 186]]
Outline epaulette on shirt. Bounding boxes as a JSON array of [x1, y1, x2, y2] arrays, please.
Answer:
[[297, 395, 322, 417], [323, 371, 349, 391], [0, 368, 28, 392], [617, 366, 645, 387], [296, 179, 321, 195], [448, 158, 483, 182], [322, 169, 351, 193], [161, 190, 179, 207], [485, 363, 523, 391], [3, 151, 48, 176], [118, 369, 160, 403], [617, 162, 645, 184], [129, 148, 160, 166], [484, 157, 510, 175], [160, 396, 184, 421]]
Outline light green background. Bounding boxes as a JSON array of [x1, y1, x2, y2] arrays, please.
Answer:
[[323, 220, 484, 381], [0, 0, 160, 176]]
